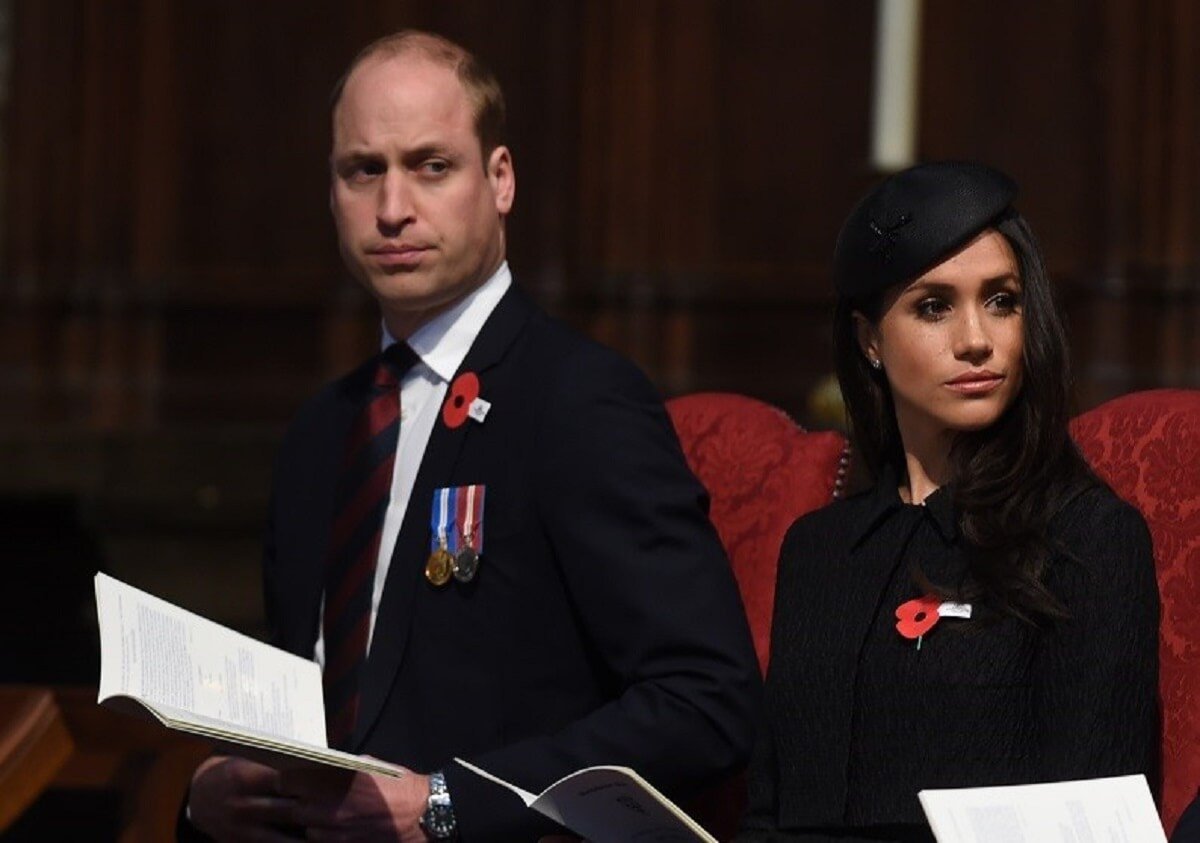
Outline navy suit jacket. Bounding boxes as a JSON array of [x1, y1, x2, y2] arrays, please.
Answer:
[[263, 286, 761, 840]]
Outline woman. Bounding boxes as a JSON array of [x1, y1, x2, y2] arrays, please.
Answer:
[[738, 162, 1159, 842]]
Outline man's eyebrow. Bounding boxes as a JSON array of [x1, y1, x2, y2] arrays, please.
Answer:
[[331, 144, 462, 170], [400, 144, 455, 163], [332, 149, 383, 167]]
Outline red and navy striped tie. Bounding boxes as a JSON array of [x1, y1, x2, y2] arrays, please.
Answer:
[[322, 342, 418, 749]]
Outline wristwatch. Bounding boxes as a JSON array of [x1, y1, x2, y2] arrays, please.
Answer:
[[420, 769, 458, 839]]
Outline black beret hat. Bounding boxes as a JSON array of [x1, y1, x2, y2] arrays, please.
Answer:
[[833, 161, 1018, 299]]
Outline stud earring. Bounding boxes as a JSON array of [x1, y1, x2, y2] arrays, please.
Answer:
[[870, 357, 882, 370]]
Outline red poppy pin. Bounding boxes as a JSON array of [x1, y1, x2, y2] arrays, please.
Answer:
[[442, 372, 481, 429], [895, 594, 942, 650], [895, 595, 973, 649]]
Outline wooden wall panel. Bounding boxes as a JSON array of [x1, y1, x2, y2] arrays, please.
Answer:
[[576, 0, 720, 276], [712, 0, 877, 281], [0, 0, 1195, 630], [570, 0, 876, 406], [4, 0, 1196, 424], [919, 0, 1200, 403], [919, 0, 1107, 275]]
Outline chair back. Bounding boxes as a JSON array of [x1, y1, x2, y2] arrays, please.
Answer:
[[667, 392, 850, 673], [667, 392, 849, 840], [1071, 388, 1200, 835]]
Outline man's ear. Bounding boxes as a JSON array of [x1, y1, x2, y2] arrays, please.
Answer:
[[487, 145, 515, 215], [853, 311, 881, 368]]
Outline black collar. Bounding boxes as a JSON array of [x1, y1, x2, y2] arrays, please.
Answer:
[[849, 462, 959, 549]]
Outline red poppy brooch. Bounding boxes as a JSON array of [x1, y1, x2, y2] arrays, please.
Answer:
[[442, 372, 491, 429], [895, 594, 972, 650]]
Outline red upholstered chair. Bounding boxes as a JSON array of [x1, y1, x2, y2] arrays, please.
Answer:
[[667, 392, 851, 673], [667, 392, 850, 840], [1071, 388, 1200, 836]]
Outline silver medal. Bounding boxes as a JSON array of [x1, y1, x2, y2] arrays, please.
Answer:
[[453, 546, 479, 582]]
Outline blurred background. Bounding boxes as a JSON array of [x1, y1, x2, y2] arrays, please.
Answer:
[[1, 0, 1197, 671]]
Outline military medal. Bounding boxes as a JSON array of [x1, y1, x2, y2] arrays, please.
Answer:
[[453, 485, 484, 582], [429, 484, 487, 587], [453, 545, 479, 582], [426, 544, 455, 586], [426, 489, 455, 587]]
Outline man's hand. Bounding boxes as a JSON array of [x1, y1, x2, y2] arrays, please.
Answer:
[[188, 755, 302, 842], [283, 766, 431, 842]]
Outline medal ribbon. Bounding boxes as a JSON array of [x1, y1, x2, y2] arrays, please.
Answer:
[[430, 487, 456, 554], [430, 485, 486, 559], [462, 485, 485, 553]]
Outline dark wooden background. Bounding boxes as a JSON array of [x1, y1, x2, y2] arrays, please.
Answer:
[[1, 0, 1196, 638]]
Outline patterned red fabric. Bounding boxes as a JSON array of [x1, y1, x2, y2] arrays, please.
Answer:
[[668, 393, 849, 841], [667, 392, 849, 674], [1071, 388, 1200, 836]]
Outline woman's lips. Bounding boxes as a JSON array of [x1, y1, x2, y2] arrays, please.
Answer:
[[945, 372, 1005, 395]]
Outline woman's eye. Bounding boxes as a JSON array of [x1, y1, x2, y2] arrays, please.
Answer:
[[915, 298, 949, 320], [988, 291, 1022, 314]]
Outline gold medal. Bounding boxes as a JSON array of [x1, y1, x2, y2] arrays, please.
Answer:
[[425, 547, 455, 587]]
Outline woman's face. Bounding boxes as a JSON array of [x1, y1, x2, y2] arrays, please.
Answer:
[[856, 228, 1025, 450]]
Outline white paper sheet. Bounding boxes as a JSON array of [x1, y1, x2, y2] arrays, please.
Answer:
[[919, 774, 1166, 843], [96, 572, 326, 745]]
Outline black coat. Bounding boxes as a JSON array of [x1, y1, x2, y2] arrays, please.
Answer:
[[738, 472, 1160, 842], [1172, 792, 1200, 842], [263, 286, 761, 841]]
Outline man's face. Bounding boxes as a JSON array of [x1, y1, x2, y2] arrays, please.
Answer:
[[330, 54, 515, 338]]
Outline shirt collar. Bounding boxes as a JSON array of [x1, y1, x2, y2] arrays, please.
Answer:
[[380, 261, 512, 383], [849, 462, 960, 549], [922, 483, 959, 543]]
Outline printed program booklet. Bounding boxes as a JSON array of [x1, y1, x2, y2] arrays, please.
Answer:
[[455, 757, 718, 842], [918, 773, 1166, 843], [94, 572, 402, 777]]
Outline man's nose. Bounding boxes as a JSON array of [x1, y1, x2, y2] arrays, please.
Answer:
[[376, 173, 414, 232]]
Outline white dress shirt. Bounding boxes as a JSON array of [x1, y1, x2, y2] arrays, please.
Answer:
[[314, 262, 512, 665]]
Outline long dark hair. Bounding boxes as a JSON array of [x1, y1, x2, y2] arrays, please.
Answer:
[[833, 212, 1097, 623]]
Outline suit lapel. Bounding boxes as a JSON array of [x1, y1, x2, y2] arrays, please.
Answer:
[[352, 286, 536, 748]]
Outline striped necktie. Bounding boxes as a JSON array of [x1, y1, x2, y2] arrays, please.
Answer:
[[322, 342, 418, 749]]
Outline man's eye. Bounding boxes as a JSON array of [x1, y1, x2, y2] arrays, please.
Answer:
[[345, 161, 384, 182], [422, 160, 450, 176]]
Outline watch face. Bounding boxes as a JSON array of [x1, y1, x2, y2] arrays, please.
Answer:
[[422, 804, 456, 838], [422, 771, 455, 838]]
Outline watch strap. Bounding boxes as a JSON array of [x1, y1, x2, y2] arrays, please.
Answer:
[[421, 769, 457, 839]]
